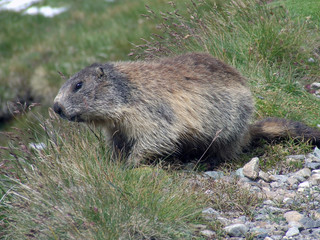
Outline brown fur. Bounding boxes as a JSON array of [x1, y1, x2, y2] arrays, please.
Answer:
[[53, 53, 320, 165]]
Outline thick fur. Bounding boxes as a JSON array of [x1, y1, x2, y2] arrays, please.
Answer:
[[53, 53, 320, 165]]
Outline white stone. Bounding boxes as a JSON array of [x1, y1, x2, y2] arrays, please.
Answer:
[[286, 227, 300, 237], [224, 223, 248, 237], [200, 230, 215, 238], [259, 170, 270, 182], [310, 174, 320, 184], [243, 157, 260, 180], [295, 168, 312, 178], [298, 181, 311, 188]]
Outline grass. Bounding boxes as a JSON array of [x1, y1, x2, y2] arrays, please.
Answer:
[[1, 0, 320, 239], [1, 111, 208, 239]]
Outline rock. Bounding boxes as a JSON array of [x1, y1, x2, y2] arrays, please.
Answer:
[[204, 171, 224, 180], [311, 82, 320, 89], [224, 223, 248, 237], [286, 154, 305, 160], [286, 176, 299, 186], [202, 208, 219, 216], [314, 147, 320, 158], [288, 221, 303, 230], [269, 174, 288, 183], [259, 170, 271, 182], [264, 237, 274, 240], [235, 168, 245, 178], [298, 181, 311, 188], [300, 217, 320, 229], [243, 157, 260, 180], [305, 162, 320, 170], [250, 227, 269, 239], [284, 211, 303, 223], [200, 229, 215, 238], [310, 174, 320, 184], [286, 227, 300, 237], [263, 200, 275, 205], [283, 197, 293, 205], [295, 168, 312, 178]]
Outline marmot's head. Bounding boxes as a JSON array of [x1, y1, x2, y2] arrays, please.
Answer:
[[53, 63, 131, 122]]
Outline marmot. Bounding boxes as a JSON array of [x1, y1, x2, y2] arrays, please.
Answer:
[[53, 53, 320, 165]]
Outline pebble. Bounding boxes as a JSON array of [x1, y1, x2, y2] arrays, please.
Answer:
[[224, 223, 248, 237], [200, 229, 215, 238], [259, 170, 271, 182], [298, 181, 311, 188], [305, 162, 320, 169], [202, 207, 219, 216], [284, 211, 303, 223], [243, 157, 260, 180], [295, 168, 312, 178], [204, 171, 224, 179], [235, 167, 244, 178], [300, 217, 320, 229], [286, 227, 300, 237]]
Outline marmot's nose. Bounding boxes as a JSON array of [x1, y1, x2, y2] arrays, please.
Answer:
[[53, 102, 63, 116]]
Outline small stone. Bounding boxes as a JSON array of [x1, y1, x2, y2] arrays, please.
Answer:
[[270, 182, 280, 188], [286, 176, 299, 186], [263, 200, 275, 205], [259, 170, 270, 182], [264, 237, 274, 240], [204, 171, 224, 180], [298, 181, 311, 188], [202, 208, 219, 216], [295, 168, 312, 178], [250, 227, 269, 238], [310, 174, 320, 184], [200, 229, 215, 238], [288, 221, 303, 230], [314, 147, 320, 158], [305, 162, 320, 170], [235, 168, 244, 178], [308, 58, 315, 63], [243, 157, 260, 180], [217, 216, 230, 226], [300, 217, 320, 229], [311, 82, 320, 89], [269, 174, 288, 183], [284, 211, 303, 223], [283, 197, 293, 205], [224, 223, 248, 237], [286, 227, 300, 237], [286, 154, 305, 160]]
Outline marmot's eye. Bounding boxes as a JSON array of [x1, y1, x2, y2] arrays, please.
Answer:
[[74, 82, 83, 92]]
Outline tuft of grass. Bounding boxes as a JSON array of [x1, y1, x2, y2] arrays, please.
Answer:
[[0, 110, 207, 239]]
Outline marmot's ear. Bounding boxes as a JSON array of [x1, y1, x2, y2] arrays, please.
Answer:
[[95, 67, 104, 78]]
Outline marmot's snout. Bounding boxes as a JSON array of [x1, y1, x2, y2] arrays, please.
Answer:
[[53, 102, 65, 119]]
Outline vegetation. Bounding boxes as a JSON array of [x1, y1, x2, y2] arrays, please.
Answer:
[[1, 0, 319, 239]]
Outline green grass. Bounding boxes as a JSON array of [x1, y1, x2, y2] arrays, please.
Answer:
[[1, 112, 207, 239], [1, 0, 320, 239]]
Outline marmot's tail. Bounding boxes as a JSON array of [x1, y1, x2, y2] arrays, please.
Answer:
[[249, 118, 320, 147]]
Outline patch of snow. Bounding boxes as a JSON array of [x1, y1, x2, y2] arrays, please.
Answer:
[[24, 6, 68, 17], [0, 0, 41, 12]]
